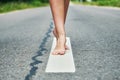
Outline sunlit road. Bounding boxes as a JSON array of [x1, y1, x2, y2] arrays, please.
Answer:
[[0, 5, 120, 80]]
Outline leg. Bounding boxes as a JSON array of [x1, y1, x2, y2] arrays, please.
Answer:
[[64, 0, 70, 23], [53, 0, 70, 50], [49, 0, 66, 55]]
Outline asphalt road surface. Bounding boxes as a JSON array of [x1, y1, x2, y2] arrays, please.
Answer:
[[0, 5, 120, 80]]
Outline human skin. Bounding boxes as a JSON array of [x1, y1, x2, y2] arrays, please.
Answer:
[[49, 0, 70, 55]]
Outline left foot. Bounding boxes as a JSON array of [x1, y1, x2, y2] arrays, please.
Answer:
[[52, 35, 66, 55]]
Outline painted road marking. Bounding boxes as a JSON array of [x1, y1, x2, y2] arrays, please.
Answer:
[[45, 37, 75, 73]]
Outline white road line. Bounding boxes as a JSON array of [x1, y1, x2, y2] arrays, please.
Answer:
[[45, 37, 75, 73]]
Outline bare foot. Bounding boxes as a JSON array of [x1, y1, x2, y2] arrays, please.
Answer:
[[52, 35, 66, 55], [53, 29, 69, 50]]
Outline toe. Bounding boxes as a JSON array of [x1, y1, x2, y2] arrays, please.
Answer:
[[52, 50, 56, 55], [52, 50, 66, 55], [55, 51, 59, 55], [52, 50, 58, 55], [59, 50, 65, 55]]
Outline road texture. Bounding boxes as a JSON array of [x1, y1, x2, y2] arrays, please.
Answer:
[[0, 5, 120, 80]]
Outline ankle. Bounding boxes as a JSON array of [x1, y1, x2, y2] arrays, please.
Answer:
[[58, 33, 66, 37], [57, 35, 66, 44]]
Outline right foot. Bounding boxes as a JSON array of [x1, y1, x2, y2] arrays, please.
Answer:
[[53, 29, 69, 50]]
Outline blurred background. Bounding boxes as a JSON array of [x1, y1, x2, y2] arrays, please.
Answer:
[[0, 0, 120, 13]]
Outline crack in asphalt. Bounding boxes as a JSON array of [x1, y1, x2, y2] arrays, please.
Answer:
[[24, 22, 53, 80]]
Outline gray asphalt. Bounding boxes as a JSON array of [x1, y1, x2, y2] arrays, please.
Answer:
[[0, 5, 120, 80]]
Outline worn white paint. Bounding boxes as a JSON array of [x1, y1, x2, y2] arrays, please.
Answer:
[[45, 37, 75, 73]]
